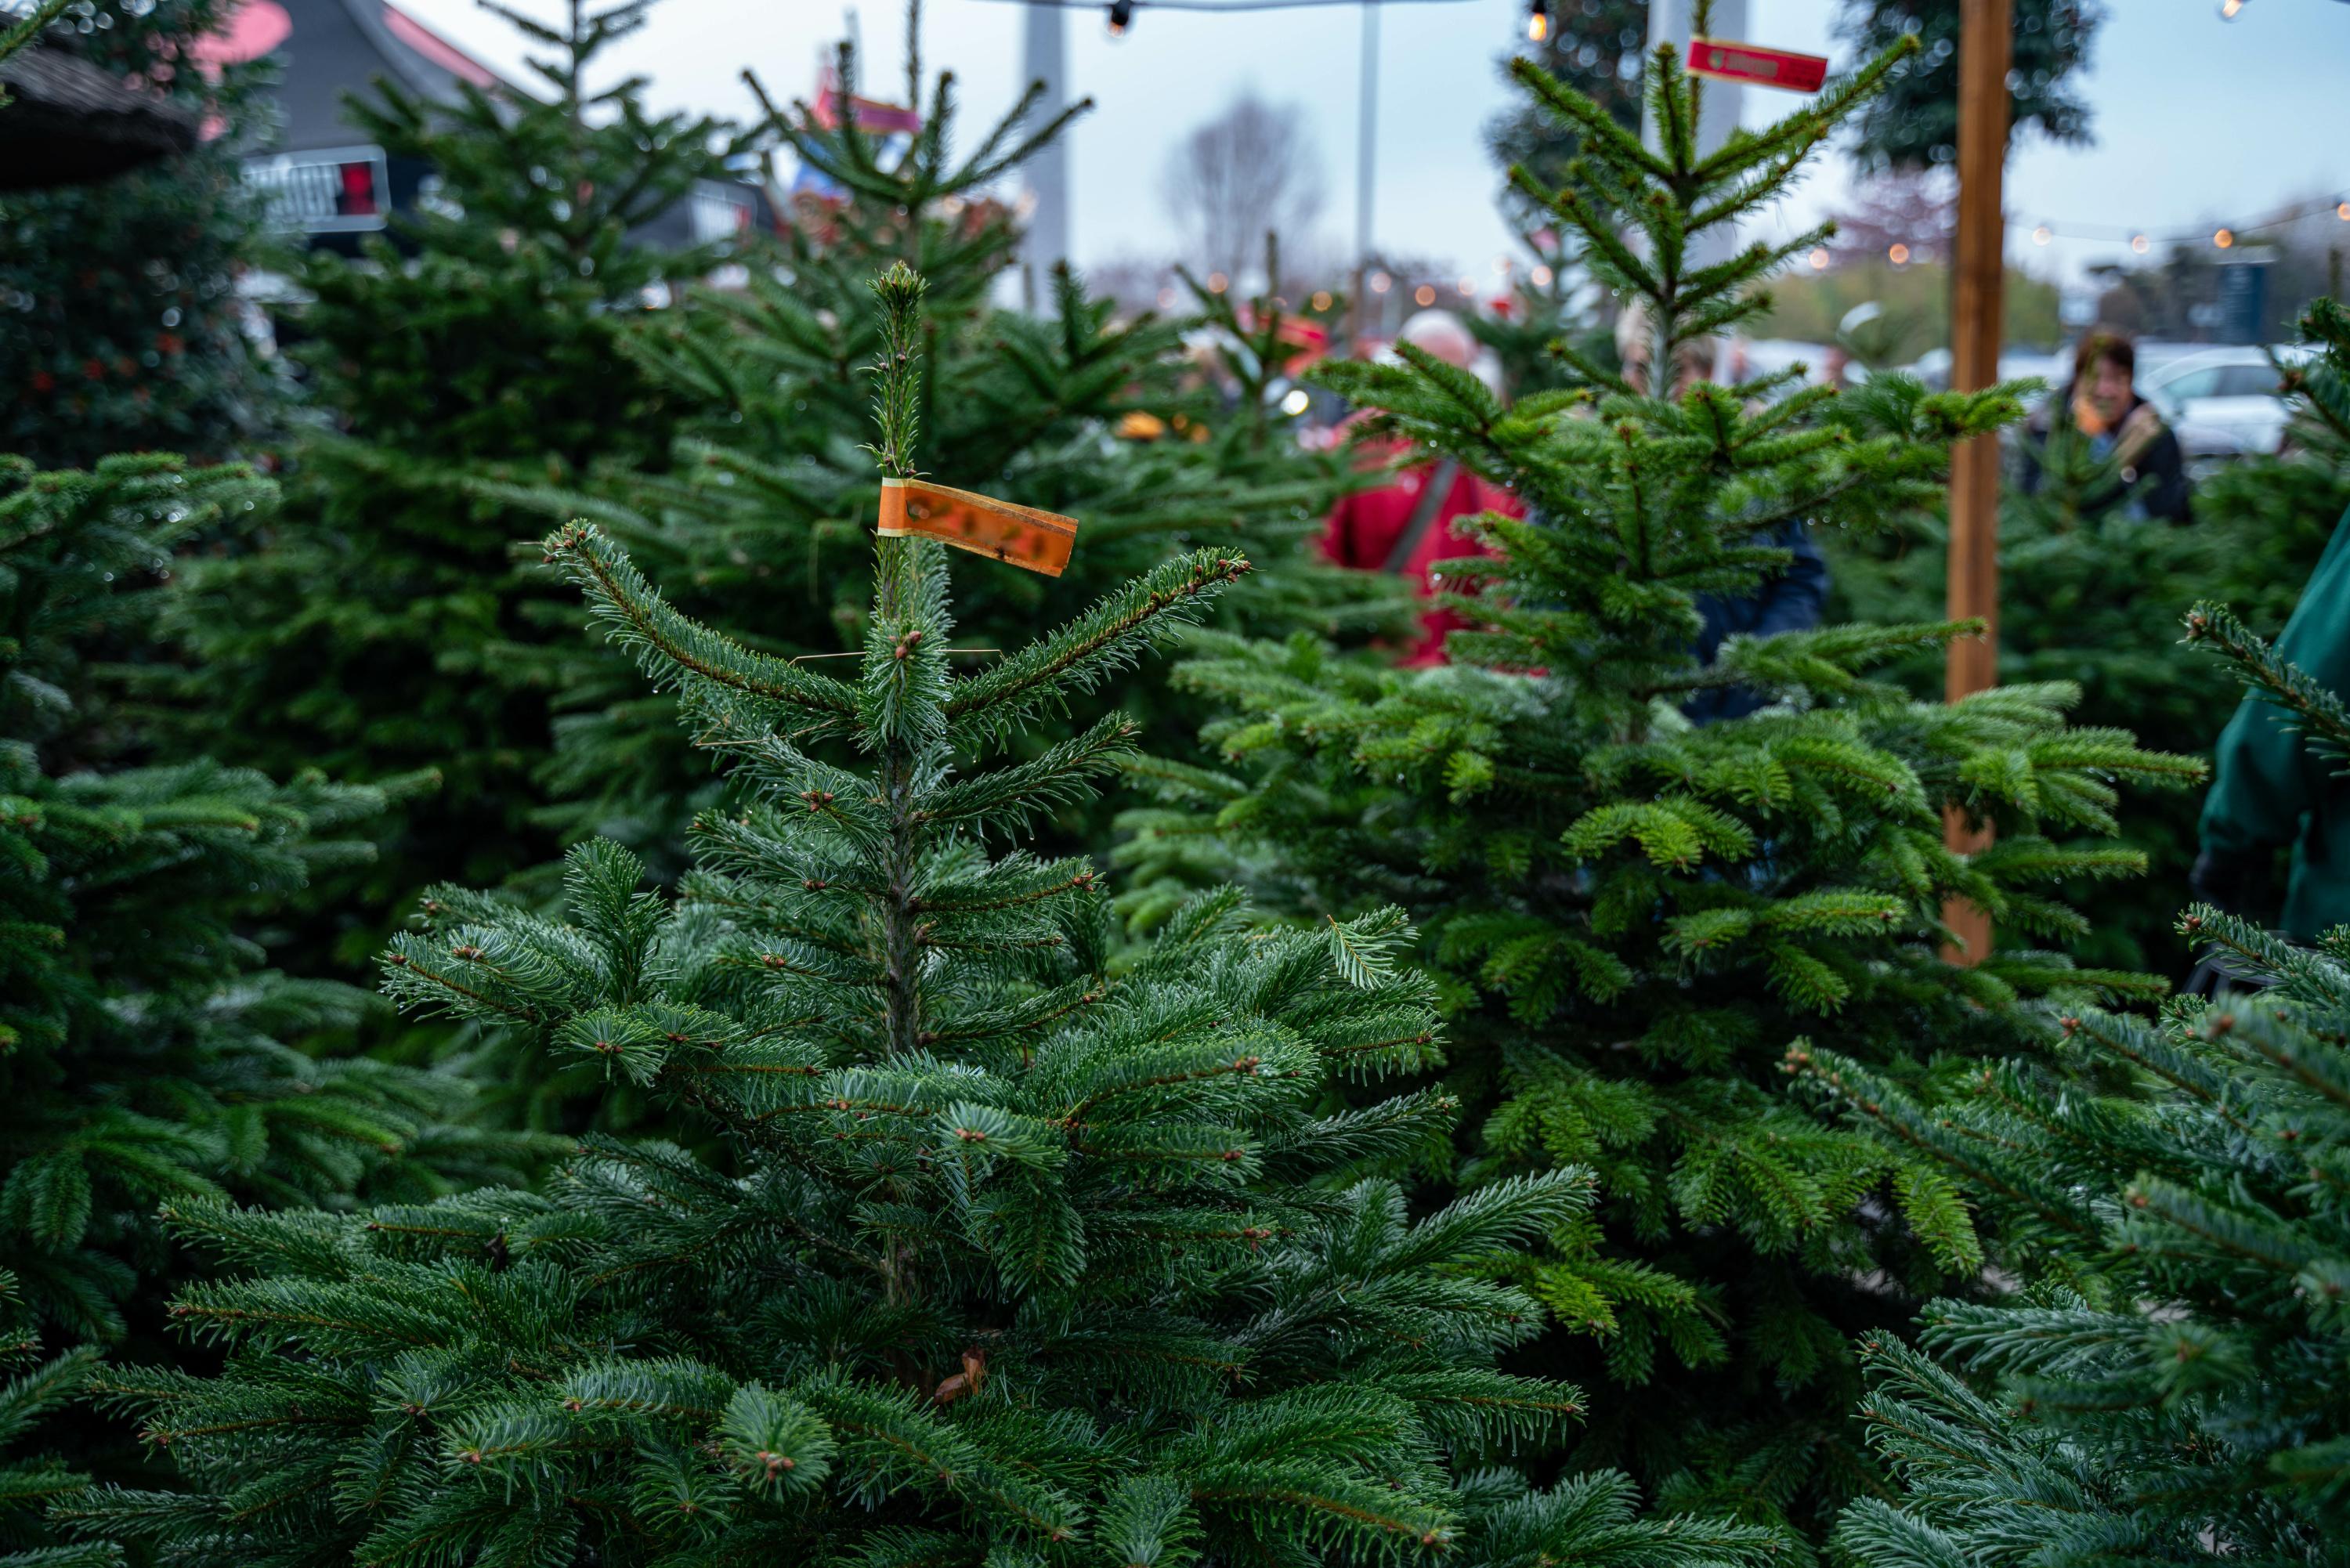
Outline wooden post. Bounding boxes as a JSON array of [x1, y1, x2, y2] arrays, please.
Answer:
[[1942, 0, 2011, 964]]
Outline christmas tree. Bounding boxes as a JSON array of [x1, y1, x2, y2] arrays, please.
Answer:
[[0, 0, 286, 468], [1811, 608, 2350, 1566], [1, 1265, 104, 1568], [0, 457, 554, 1564], [1115, 23, 2196, 1536], [157, 0, 749, 966], [424, 33, 1405, 1136], [1834, 0, 2105, 171], [63, 265, 1783, 1568], [505, 36, 1398, 868]]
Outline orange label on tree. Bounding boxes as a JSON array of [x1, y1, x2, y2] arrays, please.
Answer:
[[877, 478, 1079, 577], [1686, 38, 1828, 93]]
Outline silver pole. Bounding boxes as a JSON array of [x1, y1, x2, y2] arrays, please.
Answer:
[[1356, 2, 1378, 265], [1350, 2, 1379, 346], [1019, 3, 1071, 309], [1643, 0, 1746, 157], [1640, 0, 1745, 375]]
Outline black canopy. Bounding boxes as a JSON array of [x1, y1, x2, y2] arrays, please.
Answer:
[[0, 37, 197, 190]]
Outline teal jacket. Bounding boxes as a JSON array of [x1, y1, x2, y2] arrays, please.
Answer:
[[2200, 505, 2350, 940]]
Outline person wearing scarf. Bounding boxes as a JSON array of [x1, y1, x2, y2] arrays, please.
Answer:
[[2020, 329, 2192, 523]]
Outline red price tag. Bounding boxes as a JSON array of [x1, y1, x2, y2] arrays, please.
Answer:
[[1686, 38, 1828, 93]]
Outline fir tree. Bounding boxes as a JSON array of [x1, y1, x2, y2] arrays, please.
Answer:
[[441, 33, 1403, 1138], [0, 457, 552, 1560], [1115, 24, 2196, 1536], [0, 0, 285, 468], [63, 266, 1787, 1568], [504, 36, 1398, 873], [157, 0, 750, 966], [1834, 0, 2105, 172], [1807, 607, 2350, 1567], [0, 1268, 107, 1568]]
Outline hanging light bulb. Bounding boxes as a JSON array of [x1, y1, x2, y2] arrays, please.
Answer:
[[1887, 242, 1911, 266], [2337, 202, 2350, 222], [1106, 0, 1134, 38], [2214, 228, 2235, 249], [2130, 233, 2151, 254], [2219, 0, 2245, 17], [2032, 225, 2052, 246], [1528, 0, 1550, 42]]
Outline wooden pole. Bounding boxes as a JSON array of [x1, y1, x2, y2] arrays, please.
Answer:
[[1942, 0, 2011, 964]]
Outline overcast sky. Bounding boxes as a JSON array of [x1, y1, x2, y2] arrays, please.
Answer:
[[396, 0, 2350, 289]]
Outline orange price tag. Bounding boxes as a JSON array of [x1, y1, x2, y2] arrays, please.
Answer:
[[877, 478, 1079, 577]]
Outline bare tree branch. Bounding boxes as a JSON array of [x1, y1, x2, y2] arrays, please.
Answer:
[[1159, 91, 1326, 283]]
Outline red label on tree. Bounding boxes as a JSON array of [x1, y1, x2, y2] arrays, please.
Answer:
[[1685, 38, 1828, 93]]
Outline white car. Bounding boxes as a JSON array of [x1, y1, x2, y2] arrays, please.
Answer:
[[1898, 346, 2072, 405], [2140, 348, 2291, 461]]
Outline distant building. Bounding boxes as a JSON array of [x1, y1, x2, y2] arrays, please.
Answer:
[[230, 0, 762, 255]]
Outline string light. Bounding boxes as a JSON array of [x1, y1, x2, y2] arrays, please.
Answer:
[[1207, 272, 1229, 293], [1413, 283, 1437, 306], [1105, 0, 1133, 36], [1527, 0, 1549, 42], [1859, 193, 2347, 266], [1310, 289, 1333, 311], [1491, 256, 1511, 274], [1369, 270, 1392, 294], [1530, 263, 1553, 286], [1808, 247, 1829, 270], [1156, 287, 1175, 308], [1997, 192, 2348, 246], [2220, 0, 2245, 16], [1279, 387, 1311, 417], [1456, 277, 1476, 297]]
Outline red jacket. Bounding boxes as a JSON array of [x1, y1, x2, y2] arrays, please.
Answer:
[[1320, 457, 1517, 667]]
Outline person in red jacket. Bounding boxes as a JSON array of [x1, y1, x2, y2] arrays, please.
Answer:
[[1319, 310, 1520, 666]]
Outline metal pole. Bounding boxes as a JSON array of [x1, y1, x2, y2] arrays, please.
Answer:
[[1350, 1, 1379, 350], [1644, 0, 1746, 162], [1019, 2, 1070, 311], [1640, 0, 1744, 376], [1942, 0, 2012, 963]]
